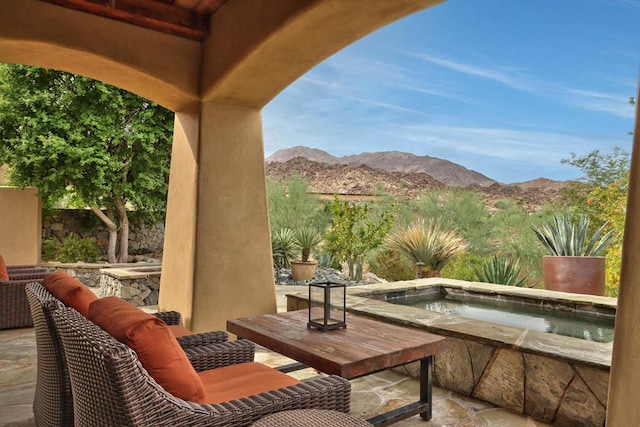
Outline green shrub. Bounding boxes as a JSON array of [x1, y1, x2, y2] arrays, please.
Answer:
[[316, 252, 340, 270], [368, 249, 414, 281], [267, 176, 329, 231], [43, 233, 100, 262], [384, 219, 469, 277], [324, 196, 395, 280], [441, 254, 486, 281], [408, 190, 492, 254], [472, 254, 533, 287]]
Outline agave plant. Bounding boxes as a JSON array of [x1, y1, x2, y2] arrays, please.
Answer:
[[472, 254, 533, 287], [532, 213, 616, 256], [293, 226, 323, 262], [385, 219, 469, 277]]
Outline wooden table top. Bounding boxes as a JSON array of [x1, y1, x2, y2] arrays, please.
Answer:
[[227, 310, 447, 379]]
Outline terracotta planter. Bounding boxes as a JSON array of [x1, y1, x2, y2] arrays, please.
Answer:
[[290, 260, 317, 282], [542, 256, 605, 296]]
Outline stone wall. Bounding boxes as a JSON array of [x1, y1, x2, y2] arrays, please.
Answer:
[[42, 209, 165, 260], [430, 337, 608, 427], [99, 267, 161, 306], [48, 263, 110, 287]]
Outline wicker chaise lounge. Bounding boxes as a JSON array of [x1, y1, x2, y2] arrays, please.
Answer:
[[53, 306, 351, 427]]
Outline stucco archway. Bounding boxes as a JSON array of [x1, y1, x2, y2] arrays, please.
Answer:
[[0, 0, 443, 333], [4, 2, 640, 425]]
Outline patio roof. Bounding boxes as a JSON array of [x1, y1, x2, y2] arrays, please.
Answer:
[[37, 0, 227, 40]]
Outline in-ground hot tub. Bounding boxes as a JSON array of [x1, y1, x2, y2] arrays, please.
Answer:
[[384, 285, 615, 343], [286, 278, 614, 427]]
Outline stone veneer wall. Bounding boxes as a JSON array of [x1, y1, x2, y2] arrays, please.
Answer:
[[47, 263, 162, 307], [99, 269, 160, 306], [42, 209, 164, 259], [429, 336, 608, 426], [48, 263, 109, 287]]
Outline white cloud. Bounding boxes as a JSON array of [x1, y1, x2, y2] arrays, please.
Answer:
[[406, 51, 542, 92], [564, 88, 636, 118]]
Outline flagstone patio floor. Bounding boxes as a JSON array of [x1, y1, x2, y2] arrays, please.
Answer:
[[0, 285, 551, 426]]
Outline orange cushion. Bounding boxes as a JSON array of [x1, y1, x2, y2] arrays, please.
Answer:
[[89, 297, 206, 403], [199, 362, 299, 404], [167, 325, 193, 338], [42, 271, 97, 317], [0, 254, 8, 281]]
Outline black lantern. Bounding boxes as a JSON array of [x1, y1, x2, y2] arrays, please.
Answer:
[[307, 281, 346, 331]]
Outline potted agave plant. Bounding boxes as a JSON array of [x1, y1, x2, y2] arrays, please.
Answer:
[[532, 213, 616, 296], [290, 226, 323, 282]]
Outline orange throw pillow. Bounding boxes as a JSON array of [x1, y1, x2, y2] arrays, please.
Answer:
[[42, 271, 97, 317], [89, 297, 206, 403], [0, 254, 8, 281]]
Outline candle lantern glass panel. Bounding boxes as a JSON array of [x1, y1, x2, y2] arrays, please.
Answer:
[[307, 282, 346, 331]]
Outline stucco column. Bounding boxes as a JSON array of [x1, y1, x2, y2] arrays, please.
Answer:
[[158, 106, 200, 327], [160, 102, 276, 333], [607, 87, 640, 426]]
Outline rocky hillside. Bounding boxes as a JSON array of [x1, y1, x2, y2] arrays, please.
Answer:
[[266, 157, 568, 212], [267, 146, 495, 187]]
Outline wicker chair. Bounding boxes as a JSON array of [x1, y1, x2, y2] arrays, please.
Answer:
[[25, 282, 252, 426], [0, 269, 49, 329], [7, 266, 50, 277], [53, 306, 351, 427]]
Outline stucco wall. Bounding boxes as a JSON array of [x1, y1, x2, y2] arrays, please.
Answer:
[[0, 186, 41, 264]]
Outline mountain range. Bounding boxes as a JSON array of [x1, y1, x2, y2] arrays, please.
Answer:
[[266, 146, 495, 187], [265, 146, 568, 211]]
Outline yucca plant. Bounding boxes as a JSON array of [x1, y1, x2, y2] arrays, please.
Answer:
[[293, 226, 323, 262], [385, 219, 469, 277], [532, 213, 616, 256], [472, 254, 533, 287], [271, 228, 298, 269]]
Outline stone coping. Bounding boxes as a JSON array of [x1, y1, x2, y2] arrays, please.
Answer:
[[286, 278, 614, 369], [99, 265, 162, 279], [42, 261, 161, 270], [350, 278, 617, 310]]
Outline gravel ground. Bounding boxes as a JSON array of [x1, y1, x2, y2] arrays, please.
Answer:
[[274, 266, 386, 286]]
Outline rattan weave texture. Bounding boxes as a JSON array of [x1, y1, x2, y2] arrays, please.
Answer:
[[25, 281, 256, 425], [1, 274, 47, 329], [1, 266, 49, 329], [54, 307, 351, 427], [26, 282, 74, 426]]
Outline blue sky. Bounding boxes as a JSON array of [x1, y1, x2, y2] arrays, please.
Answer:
[[262, 0, 639, 183]]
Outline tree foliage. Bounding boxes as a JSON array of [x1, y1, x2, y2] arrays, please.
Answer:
[[0, 64, 174, 262], [324, 196, 395, 280], [561, 147, 630, 296], [267, 176, 329, 232]]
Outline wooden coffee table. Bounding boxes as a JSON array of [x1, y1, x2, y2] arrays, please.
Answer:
[[227, 310, 447, 426]]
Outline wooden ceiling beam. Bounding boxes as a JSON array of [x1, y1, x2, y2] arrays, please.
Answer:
[[39, 0, 211, 40]]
